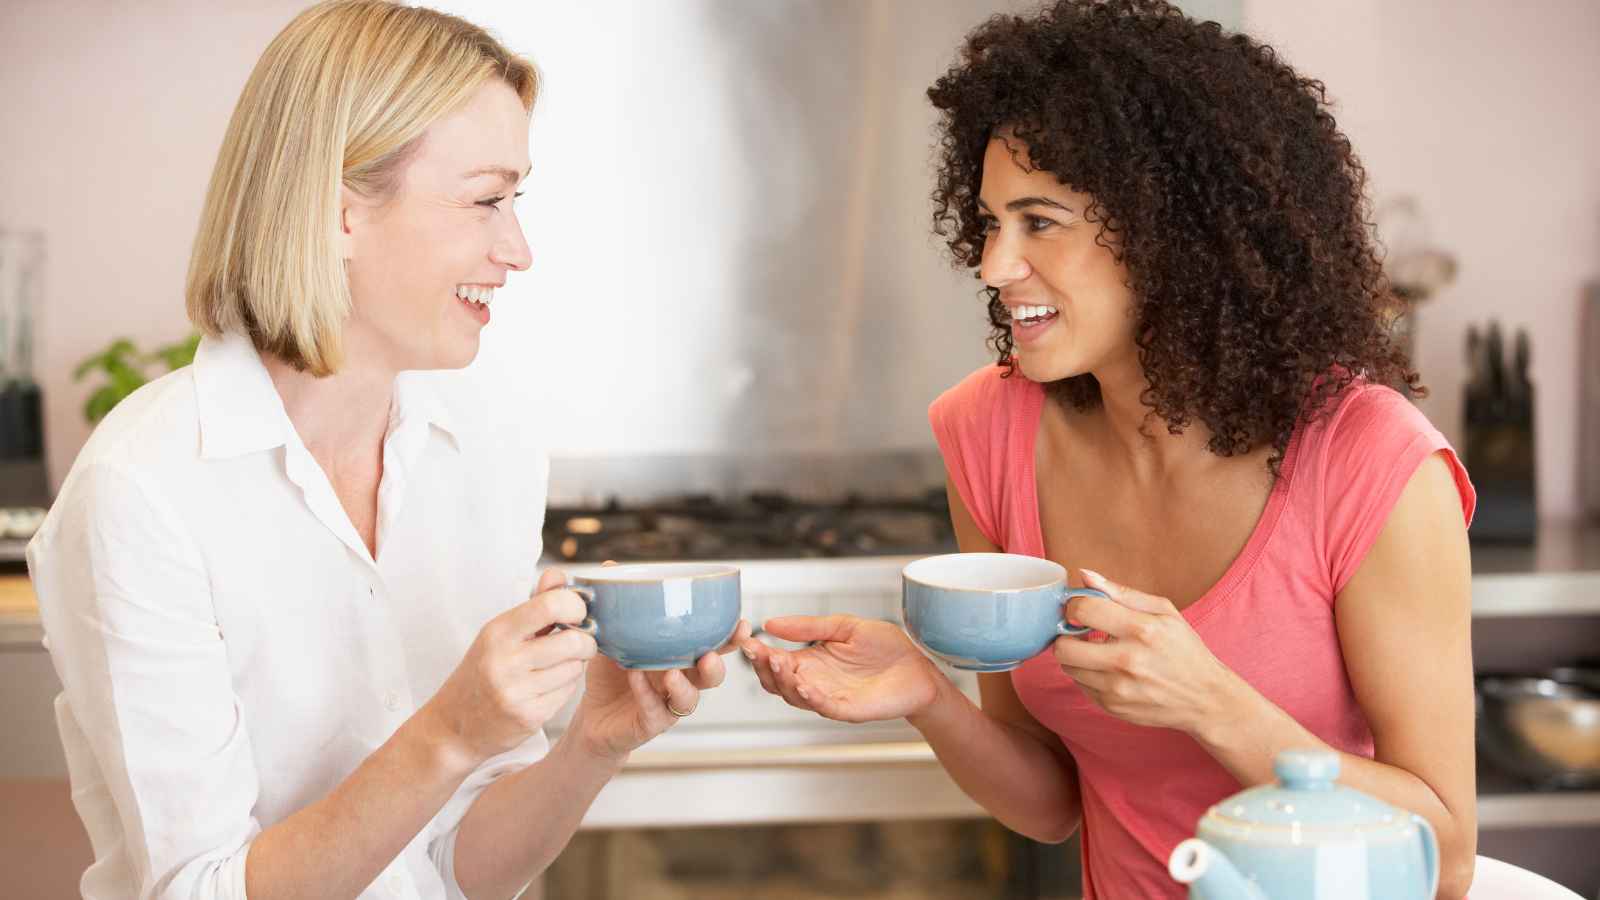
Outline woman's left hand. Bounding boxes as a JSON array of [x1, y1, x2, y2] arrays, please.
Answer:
[[556, 567, 752, 763], [1052, 569, 1247, 734]]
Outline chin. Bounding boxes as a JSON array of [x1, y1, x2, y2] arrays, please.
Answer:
[[409, 339, 480, 372], [1013, 351, 1080, 385]]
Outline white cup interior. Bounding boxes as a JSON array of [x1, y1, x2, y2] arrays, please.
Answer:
[[573, 562, 737, 583], [903, 553, 1064, 592]]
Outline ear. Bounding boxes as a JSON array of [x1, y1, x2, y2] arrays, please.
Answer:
[[336, 185, 364, 262]]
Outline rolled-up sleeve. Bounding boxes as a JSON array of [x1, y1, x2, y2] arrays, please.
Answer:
[[31, 462, 260, 900], [424, 721, 550, 898]]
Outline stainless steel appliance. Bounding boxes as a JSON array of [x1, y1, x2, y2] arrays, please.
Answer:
[[0, 229, 49, 569]]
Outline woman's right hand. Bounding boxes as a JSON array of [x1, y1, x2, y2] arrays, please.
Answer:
[[420, 569, 597, 769], [741, 615, 947, 723]]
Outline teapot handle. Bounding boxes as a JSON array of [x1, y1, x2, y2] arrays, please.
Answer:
[[1412, 813, 1440, 898]]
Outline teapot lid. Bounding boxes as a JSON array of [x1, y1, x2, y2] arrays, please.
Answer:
[[1200, 751, 1416, 839]]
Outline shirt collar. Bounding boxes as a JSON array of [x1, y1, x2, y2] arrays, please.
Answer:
[[193, 331, 465, 460]]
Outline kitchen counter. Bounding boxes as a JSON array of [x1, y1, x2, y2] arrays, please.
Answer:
[[0, 574, 38, 647], [5, 522, 1598, 647], [6, 525, 1600, 830]]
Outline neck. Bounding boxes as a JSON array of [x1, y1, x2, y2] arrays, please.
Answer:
[[262, 341, 395, 460], [1086, 353, 1217, 484]]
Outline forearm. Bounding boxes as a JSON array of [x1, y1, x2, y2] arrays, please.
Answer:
[[909, 674, 1081, 842], [1194, 676, 1476, 899], [450, 709, 625, 900], [245, 711, 476, 900]]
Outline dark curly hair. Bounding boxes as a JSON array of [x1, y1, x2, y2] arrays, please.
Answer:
[[927, 0, 1420, 472]]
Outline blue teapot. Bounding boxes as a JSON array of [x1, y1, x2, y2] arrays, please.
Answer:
[[1168, 750, 1438, 900]]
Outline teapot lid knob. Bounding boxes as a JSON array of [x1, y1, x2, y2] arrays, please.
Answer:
[[1274, 750, 1339, 790]]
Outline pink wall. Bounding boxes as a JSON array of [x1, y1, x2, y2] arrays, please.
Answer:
[[1246, 0, 1599, 518], [0, 0, 307, 496]]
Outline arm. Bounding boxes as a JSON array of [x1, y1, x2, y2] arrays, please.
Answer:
[[912, 477, 1083, 843], [1056, 453, 1476, 898], [448, 571, 752, 900], [747, 479, 1083, 843], [36, 463, 600, 900], [1193, 452, 1476, 897]]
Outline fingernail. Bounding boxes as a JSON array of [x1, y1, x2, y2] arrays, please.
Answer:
[[797, 686, 810, 701], [1081, 568, 1107, 586], [742, 646, 755, 660]]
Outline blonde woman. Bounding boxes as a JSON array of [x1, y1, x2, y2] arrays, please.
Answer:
[[26, 3, 746, 898]]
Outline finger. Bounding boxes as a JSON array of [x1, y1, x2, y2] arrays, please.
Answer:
[[601, 559, 618, 567], [534, 567, 567, 594], [520, 657, 587, 696], [506, 588, 589, 637], [783, 660, 853, 721], [762, 614, 856, 644], [661, 667, 700, 716], [715, 619, 754, 655], [1051, 633, 1123, 672], [627, 669, 671, 725], [521, 627, 598, 670], [767, 649, 813, 710], [687, 648, 726, 690], [1080, 569, 1176, 615], [1062, 591, 1145, 639], [742, 641, 783, 696], [1057, 664, 1113, 693]]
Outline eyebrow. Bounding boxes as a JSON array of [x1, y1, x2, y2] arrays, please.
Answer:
[[978, 196, 1076, 214], [462, 165, 531, 184]]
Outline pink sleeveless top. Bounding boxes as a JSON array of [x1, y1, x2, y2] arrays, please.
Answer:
[[929, 365, 1475, 900]]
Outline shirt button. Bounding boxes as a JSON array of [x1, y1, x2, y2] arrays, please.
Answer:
[[383, 690, 402, 711]]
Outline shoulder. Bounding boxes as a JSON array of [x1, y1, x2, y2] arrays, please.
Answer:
[[929, 363, 1035, 435]]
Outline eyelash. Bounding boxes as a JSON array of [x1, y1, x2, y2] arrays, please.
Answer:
[[477, 191, 524, 210], [979, 214, 1059, 233]]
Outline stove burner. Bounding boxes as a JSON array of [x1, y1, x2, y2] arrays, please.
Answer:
[[545, 490, 957, 562]]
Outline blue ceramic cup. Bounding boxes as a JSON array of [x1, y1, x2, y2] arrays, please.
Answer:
[[562, 563, 742, 670], [901, 553, 1107, 672]]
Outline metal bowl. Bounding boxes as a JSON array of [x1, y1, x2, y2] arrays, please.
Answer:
[[1477, 668, 1600, 789]]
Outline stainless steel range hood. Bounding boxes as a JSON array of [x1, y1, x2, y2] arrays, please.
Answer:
[[433, 0, 1240, 503]]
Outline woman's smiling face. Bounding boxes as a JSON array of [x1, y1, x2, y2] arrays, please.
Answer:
[[977, 135, 1138, 387], [341, 79, 534, 372]]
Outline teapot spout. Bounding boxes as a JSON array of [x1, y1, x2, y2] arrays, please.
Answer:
[[1169, 839, 1268, 900]]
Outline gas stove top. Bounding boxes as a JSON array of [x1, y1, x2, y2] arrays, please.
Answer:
[[539, 489, 977, 741], [543, 489, 959, 563]]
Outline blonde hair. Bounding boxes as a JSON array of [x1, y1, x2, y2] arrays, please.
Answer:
[[185, 0, 538, 374]]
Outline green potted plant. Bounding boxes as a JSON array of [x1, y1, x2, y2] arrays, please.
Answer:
[[73, 333, 201, 423]]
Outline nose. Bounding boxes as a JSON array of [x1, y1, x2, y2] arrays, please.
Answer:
[[491, 209, 532, 272], [979, 226, 1031, 288]]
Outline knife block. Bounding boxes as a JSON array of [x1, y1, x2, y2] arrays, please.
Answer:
[[1463, 386, 1538, 545]]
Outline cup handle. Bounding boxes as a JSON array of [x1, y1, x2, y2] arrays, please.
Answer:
[[1057, 587, 1109, 637], [555, 583, 599, 637]]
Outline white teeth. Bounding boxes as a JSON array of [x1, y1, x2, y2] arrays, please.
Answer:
[[1013, 304, 1059, 322], [455, 285, 496, 306]]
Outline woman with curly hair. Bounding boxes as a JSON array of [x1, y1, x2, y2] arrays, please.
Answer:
[[742, 1, 1476, 897]]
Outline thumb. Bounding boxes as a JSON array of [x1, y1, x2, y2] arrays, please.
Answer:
[[762, 614, 857, 644], [1079, 568, 1174, 615], [534, 567, 568, 595]]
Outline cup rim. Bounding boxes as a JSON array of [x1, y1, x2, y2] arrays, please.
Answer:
[[570, 562, 740, 584], [902, 552, 1065, 594]]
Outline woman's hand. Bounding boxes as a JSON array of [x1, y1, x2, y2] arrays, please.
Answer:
[[741, 615, 948, 723], [1052, 569, 1247, 733], [419, 568, 598, 770], [567, 564, 752, 762]]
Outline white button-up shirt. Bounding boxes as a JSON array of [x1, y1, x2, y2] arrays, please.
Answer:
[[27, 332, 551, 899]]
